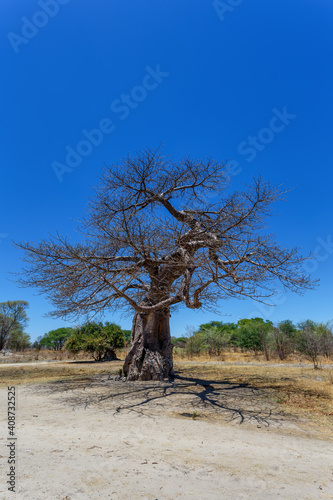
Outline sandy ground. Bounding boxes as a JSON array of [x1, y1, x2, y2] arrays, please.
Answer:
[[0, 374, 332, 500]]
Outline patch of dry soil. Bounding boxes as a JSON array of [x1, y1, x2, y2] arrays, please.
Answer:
[[0, 375, 332, 499]]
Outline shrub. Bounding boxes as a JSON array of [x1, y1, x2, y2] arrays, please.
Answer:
[[237, 318, 273, 360], [297, 321, 333, 368], [65, 322, 125, 361], [270, 320, 297, 360], [40, 327, 74, 351]]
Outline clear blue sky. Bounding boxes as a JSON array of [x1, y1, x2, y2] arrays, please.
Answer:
[[1, 0, 333, 341]]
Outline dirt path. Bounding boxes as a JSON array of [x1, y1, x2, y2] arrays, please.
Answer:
[[0, 377, 332, 499], [0, 360, 75, 368]]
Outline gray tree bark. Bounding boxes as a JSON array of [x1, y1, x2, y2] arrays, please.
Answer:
[[123, 308, 174, 381]]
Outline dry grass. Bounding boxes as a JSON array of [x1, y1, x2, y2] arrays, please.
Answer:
[[173, 349, 333, 366], [3, 347, 332, 366], [0, 349, 95, 363], [175, 361, 333, 433], [0, 360, 124, 386], [0, 351, 332, 434]]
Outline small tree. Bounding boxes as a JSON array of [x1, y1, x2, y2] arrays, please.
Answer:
[[317, 322, 333, 359], [185, 332, 205, 358], [271, 320, 297, 360], [32, 336, 43, 350], [7, 329, 31, 351], [40, 327, 74, 351], [0, 301, 29, 351], [297, 320, 327, 368], [200, 324, 232, 356], [65, 322, 124, 361], [237, 318, 273, 360]]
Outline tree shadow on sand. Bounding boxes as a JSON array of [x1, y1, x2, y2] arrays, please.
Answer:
[[33, 372, 294, 429]]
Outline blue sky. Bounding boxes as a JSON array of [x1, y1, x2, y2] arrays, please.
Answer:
[[1, 0, 333, 340]]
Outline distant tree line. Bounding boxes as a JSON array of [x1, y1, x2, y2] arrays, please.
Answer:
[[172, 318, 333, 368], [2, 300, 332, 368], [0, 301, 128, 362]]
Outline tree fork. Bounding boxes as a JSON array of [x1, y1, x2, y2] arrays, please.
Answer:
[[16, 148, 316, 381]]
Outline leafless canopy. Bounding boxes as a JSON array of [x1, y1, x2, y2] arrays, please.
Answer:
[[17, 147, 315, 320]]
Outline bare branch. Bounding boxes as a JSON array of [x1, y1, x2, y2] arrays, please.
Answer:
[[15, 147, 316, 320]]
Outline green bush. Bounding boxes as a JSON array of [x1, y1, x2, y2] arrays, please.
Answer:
[[65, 322, 125, 362], [7, 329, 31, 351], [200, 325, 231, 356], [185, 333, 205, 358], [237, 318, 273, 360], [270, 320, 297, 360], [40, 327, 74, 351]]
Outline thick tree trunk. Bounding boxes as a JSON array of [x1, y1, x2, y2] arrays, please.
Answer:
[[123, 308, 174, 381]]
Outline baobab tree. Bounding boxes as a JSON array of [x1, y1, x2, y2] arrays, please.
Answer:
[[17, 148, 315, 380]]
